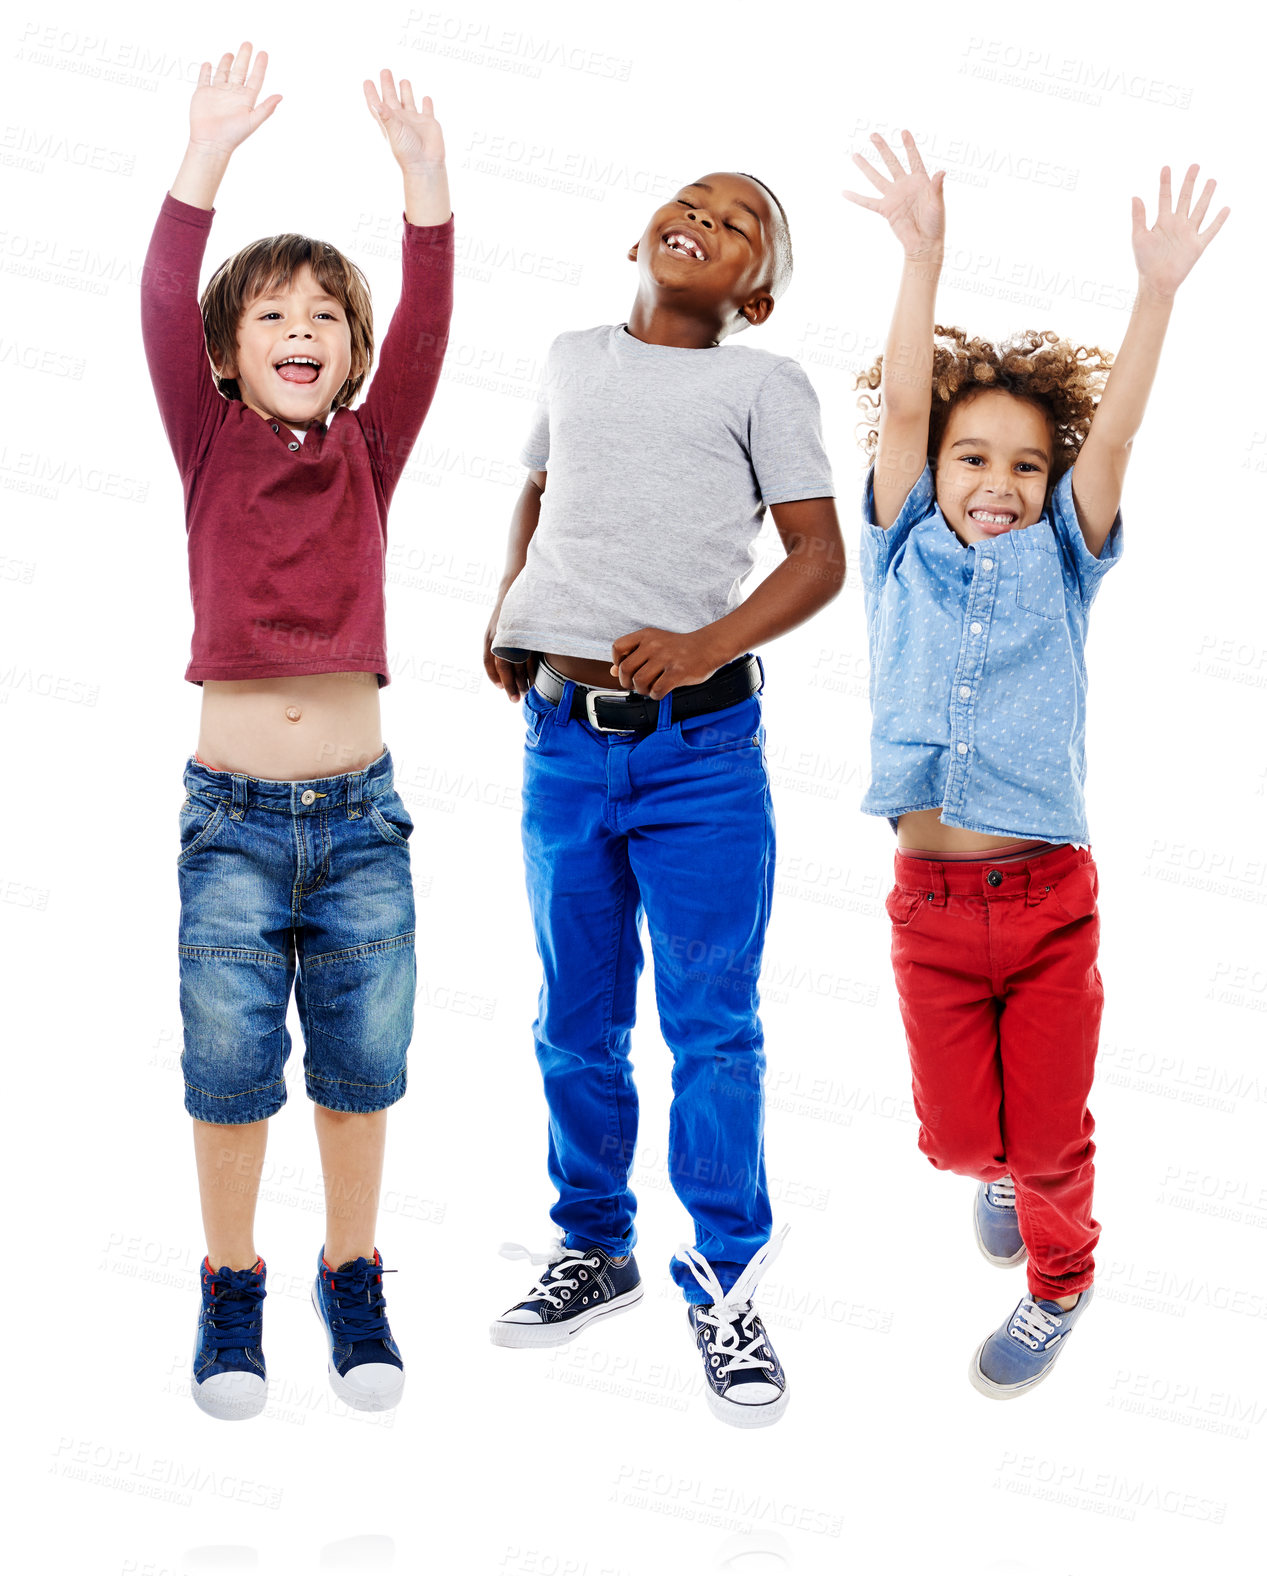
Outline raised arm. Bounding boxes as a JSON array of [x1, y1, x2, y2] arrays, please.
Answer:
[[843, 131, 945, 531], [170, 42, 281, 211], [1071, 164, 1230, 557], [141, 42, 282, 477], [355, 72, 454, 502], [362, 70, 451, 227]]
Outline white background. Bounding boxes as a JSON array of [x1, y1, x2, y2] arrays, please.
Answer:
[[4, 1, 1264, 1571]]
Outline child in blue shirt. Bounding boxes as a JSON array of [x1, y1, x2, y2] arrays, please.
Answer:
[[845, 132, 1228, 1397]]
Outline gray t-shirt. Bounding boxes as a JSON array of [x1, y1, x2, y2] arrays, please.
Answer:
[[492, 323, 835, 662]]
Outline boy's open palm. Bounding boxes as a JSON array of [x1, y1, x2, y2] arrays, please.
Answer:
[[1132, 165, 1229, 296], [843, 130, 945, 255], [363, 71, 445, 168], [189, 43, 281, 154]]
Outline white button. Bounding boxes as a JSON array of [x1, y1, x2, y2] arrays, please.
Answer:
[[959, 686, 971, 700], [288, 441, 301, 451], [982, 559, 994, 570], [300, 789, 317, 805], [970, 621, 983, 634], [957, 743, 968, 754]]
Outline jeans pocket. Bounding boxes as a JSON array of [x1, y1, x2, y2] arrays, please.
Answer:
[[177, 795, 229, 866], [673, 696, 762, 754], [523, 689, 551, 748], [884, 885, 928, 928], [1048, 861, 1099, 923], [367, 790, 414, 846]]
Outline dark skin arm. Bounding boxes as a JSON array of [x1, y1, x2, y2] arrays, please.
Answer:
[[612, 495, 844, 697], [483, 468, 546, 701]]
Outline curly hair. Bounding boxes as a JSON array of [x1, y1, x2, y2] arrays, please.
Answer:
[[855, 327, 1114, 483], [200, 233, 375, 410]]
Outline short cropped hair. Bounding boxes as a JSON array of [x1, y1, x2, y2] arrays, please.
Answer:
[[733, 171, 793, 304], [200, 234, 375, 409]]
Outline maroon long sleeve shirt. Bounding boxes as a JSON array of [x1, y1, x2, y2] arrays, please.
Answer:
[[141, 193, 454, 686]]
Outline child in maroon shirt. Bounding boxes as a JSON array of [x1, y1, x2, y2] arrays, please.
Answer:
[[140, 41, 453, 1420]]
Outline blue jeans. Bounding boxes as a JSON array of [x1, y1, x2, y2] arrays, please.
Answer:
[[178, 747, 415, 1124], [520, 667, 776, 1303]]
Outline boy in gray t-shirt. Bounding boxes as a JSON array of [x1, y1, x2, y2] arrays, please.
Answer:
[[483, 171, 842, 1429]]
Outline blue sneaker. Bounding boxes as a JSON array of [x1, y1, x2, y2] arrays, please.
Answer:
[[192, 1257, 267, 1421], [974, 1176, 1027, 1266], [312, 1248, 405, 1412], [491, 1238, 643, 1348], [677, 1227, 790, 1429], [970, 1285, 1094, 1399]]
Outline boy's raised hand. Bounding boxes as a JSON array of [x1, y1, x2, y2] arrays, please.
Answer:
[[843, 130, 945, 256], [1132, 165, 1229, 298], [363, 71, 445, 168], [189, 43, 281, 154]]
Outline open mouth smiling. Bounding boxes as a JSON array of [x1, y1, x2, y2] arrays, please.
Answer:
[[274, 354, 323, 385], [968, 507, 1019, 530], [660, 229, 708, 262]]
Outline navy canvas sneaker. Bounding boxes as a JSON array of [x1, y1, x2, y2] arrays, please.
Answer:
[[192, 1256, 267, 1421], [312, 1248, 405, 1412], [676, 1226, 790, 1428], [974, 1176, 1027, 1266], [970, 1284, 1094, 1399], [491, 1238, 643, 1348]]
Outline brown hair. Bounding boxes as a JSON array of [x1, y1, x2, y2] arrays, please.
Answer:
[[855, 326, 1114, 484], [200, 234, 374, 409]]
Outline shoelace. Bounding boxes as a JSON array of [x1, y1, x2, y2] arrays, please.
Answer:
[[322, 1259, 396, 1344], [1008, 1295, 1062, 1351], [204, 1265, 266, 1347], [674, 1225, 789, 1377], [500, 1239, 601, 1309], [986, 1177, 1017, 1209]]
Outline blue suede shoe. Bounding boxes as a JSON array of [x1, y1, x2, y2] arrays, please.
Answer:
[[192, 1257, 267, 1421], [312, 1248, 405, 1412], [970, 1285, 1093, 1399], [974, 1176, 1026, 1267], [491, 1238, 643, 1348]]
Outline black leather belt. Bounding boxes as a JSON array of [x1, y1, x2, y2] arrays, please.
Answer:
[[532, 654, 761, 734]]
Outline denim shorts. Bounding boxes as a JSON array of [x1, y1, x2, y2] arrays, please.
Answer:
[[177, 746, 415, 1124]]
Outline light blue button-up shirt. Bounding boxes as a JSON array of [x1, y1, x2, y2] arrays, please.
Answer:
[[860, 462, 1123, 842]]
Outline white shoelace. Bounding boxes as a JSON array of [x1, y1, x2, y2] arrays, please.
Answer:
[[986, 1176, 1016, 1209], [1008, 1295, 1062, 1350], [499, 1238, 601, 1309], [674, 1226, 789, 1377]]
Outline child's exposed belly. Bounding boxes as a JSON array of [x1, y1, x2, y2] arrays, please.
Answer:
[[196, 672, 384, 781], [896, 808, 1039, 852], [544, 652, 630, 689]]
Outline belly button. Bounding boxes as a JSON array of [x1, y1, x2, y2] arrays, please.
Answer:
[[285, 707, 302, 723]]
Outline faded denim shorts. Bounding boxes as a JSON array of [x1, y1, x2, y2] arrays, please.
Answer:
[[177, 746, 415, 1124]]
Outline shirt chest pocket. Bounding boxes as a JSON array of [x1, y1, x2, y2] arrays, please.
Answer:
[[1013, 533, 1065, 621]]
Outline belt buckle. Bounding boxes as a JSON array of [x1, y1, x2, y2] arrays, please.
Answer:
[[584, 687, 638, 733]]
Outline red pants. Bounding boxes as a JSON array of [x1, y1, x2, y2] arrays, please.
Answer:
[[887, 843, 1102, 1299]]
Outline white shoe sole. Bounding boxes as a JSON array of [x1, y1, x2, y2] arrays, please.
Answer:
[[973, 1193, 1027, 1267], [311, 1286, 405, 1411], [490, 1286, 644, 1348], [705, 1385, 790, 1429], [192, 1369, 267, 1422]]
